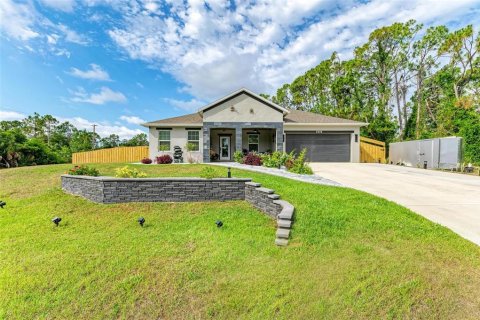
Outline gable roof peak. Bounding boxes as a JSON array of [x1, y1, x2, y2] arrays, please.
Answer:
[[198, 88, 289, 115]]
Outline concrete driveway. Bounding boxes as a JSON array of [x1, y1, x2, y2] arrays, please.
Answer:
[[310, 163, 480, 246]]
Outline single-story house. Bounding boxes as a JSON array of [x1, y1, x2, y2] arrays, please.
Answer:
[[142, 88, 367, 163]]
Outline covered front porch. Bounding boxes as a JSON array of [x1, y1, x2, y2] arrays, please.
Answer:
[[203, 123, 283, 162]]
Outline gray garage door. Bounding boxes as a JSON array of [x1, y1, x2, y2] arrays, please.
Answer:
[[285, 133, 351, 162]]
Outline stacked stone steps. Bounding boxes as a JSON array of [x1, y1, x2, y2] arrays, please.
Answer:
[[274, 200, 294, 246], [244, 182, 295, 246]]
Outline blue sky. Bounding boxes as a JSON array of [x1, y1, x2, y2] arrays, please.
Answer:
[[1, 0, 479, 138]]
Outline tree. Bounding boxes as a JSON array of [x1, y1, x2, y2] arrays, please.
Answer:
[[0, 120, 23, 131], [22, 112, 47, 139], [0, 128, 27, 167], [100, 134, 120, 148], [410, 25, 449, 138], [439, 25, 479, 99], [121, 133, 148, 146], [18, 138, 58, 165], [70, 129, 99, 153]]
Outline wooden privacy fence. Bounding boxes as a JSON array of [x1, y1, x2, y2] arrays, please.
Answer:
[[72, 146, 149, 164], [360, 137, 386, 163]]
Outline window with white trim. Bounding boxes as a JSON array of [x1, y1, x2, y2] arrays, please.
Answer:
[[187, 130, 200, 151], [158, 130, 171, 151], [248, 134, 259, 152]]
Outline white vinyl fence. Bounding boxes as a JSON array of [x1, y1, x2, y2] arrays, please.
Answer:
[[389, 136, 463, 169]]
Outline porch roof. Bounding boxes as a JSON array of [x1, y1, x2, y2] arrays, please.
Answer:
[[143, 108, 366, 127]]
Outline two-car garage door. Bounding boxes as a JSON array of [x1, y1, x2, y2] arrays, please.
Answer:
[[285, 133, 351, 162]]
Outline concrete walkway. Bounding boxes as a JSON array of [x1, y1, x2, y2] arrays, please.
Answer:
[[208, 162, 341, 187], [310, 163, 480, 246]]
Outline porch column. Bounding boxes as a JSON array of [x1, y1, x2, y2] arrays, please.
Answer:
[[235, 126, 242, 154], [203, 126, 210, 162], [276, 124, 284, 152]]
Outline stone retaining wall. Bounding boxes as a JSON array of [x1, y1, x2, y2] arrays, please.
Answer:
[[61, 175, 250, 203], [62, 175, 295, 246], [245, 182, 294, 246]]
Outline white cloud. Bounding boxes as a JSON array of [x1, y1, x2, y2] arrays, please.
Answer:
[[56, 23, 89, 45], [58, 116, 145, 139], [120, 115, 145, 125], [68, 64, 111, 81], [143, 1, 159, 13], [54, 48, 71, 58], [46, 33, 59, 44], [0, 110, 26, 121], [0, 0, 89, 60], [164, 98, 206, 112], [38, 0, 76, 12], [107, 0, 479, 100], [0, 0, 39, 40], [69, 87, 127, 105]]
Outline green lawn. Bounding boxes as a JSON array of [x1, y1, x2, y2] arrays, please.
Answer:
[[1, 163, 479, 319]]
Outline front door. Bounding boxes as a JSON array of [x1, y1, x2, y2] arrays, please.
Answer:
[[220, 136, 231, 160]]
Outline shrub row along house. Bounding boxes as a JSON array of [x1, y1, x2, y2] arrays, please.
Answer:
[[142, 88, 367, 163]]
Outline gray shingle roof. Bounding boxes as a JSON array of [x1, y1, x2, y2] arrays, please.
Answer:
[[284, 109, 364, 124], [143, 109, 364, 127], [142, 113, 202, 127]]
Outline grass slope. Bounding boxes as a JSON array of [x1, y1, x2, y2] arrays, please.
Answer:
[[0, 163, 479, 319]]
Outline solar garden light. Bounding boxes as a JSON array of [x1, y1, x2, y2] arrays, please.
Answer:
[[215, 220, 223, 228], [52, 217, 62, 226], [227, 167, 231, 178], [0, 200, 6, 209], [138, 217, 145, 227]]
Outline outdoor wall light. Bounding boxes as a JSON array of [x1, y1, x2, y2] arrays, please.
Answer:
[[138, 217, 145, 227], [215, 220, 223, 228], [0, 200, 6, 209], [52, 217, 62, 226]]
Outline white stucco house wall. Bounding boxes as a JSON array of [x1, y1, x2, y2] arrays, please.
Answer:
[[142, 88, 367, 163]]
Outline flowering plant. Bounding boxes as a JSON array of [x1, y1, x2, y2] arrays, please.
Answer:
[[67, 165, 100, 176]]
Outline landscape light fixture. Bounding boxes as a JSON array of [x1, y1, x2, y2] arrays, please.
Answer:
[[215, 220, 223, 228], [0, 200, 6, 209], [138, 217, 145, 227], [423, 161, 428, 169], [227, 167, 231, 178], [52, 217, 62, 226]]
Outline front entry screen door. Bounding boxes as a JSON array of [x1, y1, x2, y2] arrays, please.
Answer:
[[220, 136, 230, 160]]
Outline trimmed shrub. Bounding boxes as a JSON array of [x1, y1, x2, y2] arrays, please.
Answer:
[[67, 165, 100, 177], [114, 166, 147, 178], [200, 166, 222, 179], [156, 155, 173, 164], [261, 151, 293, 168], [288, 148, 313, 175], [233, 150, 244, 164], [141, 157, 152, 164], [243, 152, 262, 166]]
